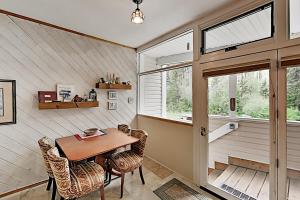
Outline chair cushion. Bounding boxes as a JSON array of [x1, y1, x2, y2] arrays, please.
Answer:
[[69, 162, 105, 198], [110, 151, 143, 173], [38, 137, 54, 178]]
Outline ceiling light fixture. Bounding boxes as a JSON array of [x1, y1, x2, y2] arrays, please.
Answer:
[[131, 0, 145, 24]]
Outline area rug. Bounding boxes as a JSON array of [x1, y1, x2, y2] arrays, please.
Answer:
[[153, 178, 215, 200]]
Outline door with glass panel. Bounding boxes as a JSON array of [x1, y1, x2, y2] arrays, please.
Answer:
[[199, 52, 277, 200], [278, 46, 300, 200]]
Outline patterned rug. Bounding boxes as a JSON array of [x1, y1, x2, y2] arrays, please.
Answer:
[[154, 178, 215, 200]]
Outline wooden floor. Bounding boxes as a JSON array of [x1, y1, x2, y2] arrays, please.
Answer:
[[209, 165, 300, 200]]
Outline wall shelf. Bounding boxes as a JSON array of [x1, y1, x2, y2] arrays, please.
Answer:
[[39, 101, 99, 110], [95, 83, 132, 90]]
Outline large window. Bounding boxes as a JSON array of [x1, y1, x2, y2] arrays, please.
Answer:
[[138, 31, 193, 122], [208, 69, 269, 119], [289, 0, 300, 39], [202, 3, 273, 54], [287, 67, 300, 121]]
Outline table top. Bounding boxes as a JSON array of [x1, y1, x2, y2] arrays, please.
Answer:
[[55, 128, 139, 161]]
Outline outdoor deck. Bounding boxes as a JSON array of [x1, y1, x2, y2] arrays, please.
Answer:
[[209, 165, 300, 200]]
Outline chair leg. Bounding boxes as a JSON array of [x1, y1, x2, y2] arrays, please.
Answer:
[[51, 180, 57, 200], [100, 184, 105, 200], [139, 166, 145, 184], [120, 173, 125, 198], [46, 177, 52, 191]]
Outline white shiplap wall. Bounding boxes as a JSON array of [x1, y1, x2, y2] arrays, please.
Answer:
[[0, 14, 137, 194], [209, 118, 300, 171]]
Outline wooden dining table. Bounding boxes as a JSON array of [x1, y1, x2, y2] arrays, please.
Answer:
[[55, 128, 139, 162]]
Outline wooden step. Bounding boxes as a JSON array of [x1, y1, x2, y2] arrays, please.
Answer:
[[212, 164, 300, 200], [208, 169, 223, 184], [245, 171, 267, 198], [213, 165, 237, 187], [257, 174, 269, 200]]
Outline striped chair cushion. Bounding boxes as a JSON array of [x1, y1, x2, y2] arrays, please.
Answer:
[[69, 162, 105, 198], [47, 148, 105, 199], [38, 137, 54, 178], [110, 151, 143, 173]]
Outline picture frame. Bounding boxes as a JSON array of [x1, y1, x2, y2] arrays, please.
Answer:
[[108, 102, 117, 110], [0, 80, 16, 125], [38, 91, 57, 103], [57, 84, 75, 102], [108, 91, 118, 100]]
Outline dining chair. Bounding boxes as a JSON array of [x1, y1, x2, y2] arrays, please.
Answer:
[[47, 147, 105, 200], [109, 129, 148, 198], [118, 124, 130, 135], [117, 124, 131, 152], [38, 137, 57, 200]]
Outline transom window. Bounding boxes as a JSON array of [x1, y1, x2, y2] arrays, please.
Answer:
[[202, 3, 274, 54]]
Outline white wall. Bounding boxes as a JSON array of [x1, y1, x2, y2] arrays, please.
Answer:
[[137, 115, 194, 180], [0, 14, 137, 194]]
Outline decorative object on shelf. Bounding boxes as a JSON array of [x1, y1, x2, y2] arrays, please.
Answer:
[[131, 0, 145, 24], [38, 91, 57, 103], [100, 78, 105, 83], [0, 80, 16, 125], [72, 95, 83, 102], [89, 89, 97, 101], [108, 102, 117, 110], [57, 84, 75, 102], [108, 91, 118, 100], [115, 77, 120, 84]]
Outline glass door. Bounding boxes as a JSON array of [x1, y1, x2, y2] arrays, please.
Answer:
[[278, 45, 300, 200], [199, 51, 277, 200]]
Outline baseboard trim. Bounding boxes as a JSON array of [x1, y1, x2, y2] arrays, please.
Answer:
[[0, 179, 48, 198]]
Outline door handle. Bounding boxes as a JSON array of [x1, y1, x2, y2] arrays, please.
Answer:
[[201, 127, 207, 136]]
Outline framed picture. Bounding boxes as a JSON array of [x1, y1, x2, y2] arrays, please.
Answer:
[[0, 80, 16, 125], [38, 91, 57, 103], [108, 102, 117, 110], [108, 91, 118, 100], [57, 84, 75, 102]]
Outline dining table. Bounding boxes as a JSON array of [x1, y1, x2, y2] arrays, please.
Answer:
[[55, 128, 139, 185]]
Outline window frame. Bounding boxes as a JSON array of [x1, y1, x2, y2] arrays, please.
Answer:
[[201, 2, 275, 54], [138, 63, 193, 123]]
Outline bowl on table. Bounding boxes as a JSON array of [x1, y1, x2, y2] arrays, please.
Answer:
[[83, 128, 99, 136]]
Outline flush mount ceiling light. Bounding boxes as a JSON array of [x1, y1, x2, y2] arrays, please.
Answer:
[[131, 0, 145, 24]]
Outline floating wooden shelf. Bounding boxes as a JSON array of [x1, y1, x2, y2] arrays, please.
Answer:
[[39, 101, 99, 110], [95, 83, 132, 90]]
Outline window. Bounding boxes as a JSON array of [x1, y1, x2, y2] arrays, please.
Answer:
[[139, 31, 193, 73], [289, 0, 300, 39], [287, 67, 300, 121], [202, 3, 273, 54], [208, 69, 269, 119], [139, 66, 192, 121], [138, 31, 193, 122]]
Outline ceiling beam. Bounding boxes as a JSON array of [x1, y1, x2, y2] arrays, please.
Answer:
[[0, 9, 135, 50]]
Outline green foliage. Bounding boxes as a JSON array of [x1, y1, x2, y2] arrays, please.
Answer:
[[208, 76, 229, 116], [287, 68, 300, 121], [209, 70, 270, 119], [166, 67, 192, 119]]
